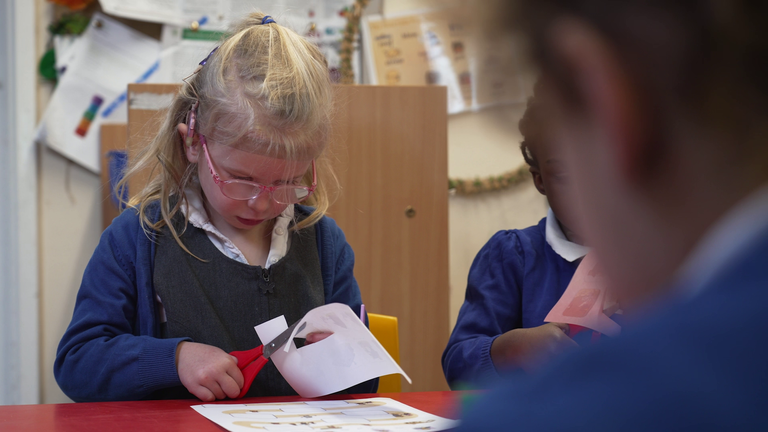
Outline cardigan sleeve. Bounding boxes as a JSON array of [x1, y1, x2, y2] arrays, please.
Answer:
[[54, 209, 188, 402], [442, 230, 525, 389]]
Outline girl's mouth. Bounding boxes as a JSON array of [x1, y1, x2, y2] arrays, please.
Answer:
[[236, 217, 263, 226]]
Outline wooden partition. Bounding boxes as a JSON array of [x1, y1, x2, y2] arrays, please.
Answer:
[[126, 84, 450, 392], [329, 86, 449, 391]]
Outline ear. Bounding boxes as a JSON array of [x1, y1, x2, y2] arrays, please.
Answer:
[[177, 123, 200, 164], [548, 18, 651, 183], [530, 165, 546, 195]]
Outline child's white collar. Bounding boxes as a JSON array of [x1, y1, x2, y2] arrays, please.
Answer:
[[180, 183, 293, 268], [545, 208, 589, 262]]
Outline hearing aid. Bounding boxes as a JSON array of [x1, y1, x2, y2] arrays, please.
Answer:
[[185, 101, 199, 147]]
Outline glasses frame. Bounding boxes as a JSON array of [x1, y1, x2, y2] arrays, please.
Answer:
[[198, 133, 317, 204]]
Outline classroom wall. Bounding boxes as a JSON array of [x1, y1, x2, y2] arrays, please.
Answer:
[[34, 0, 546, 403]]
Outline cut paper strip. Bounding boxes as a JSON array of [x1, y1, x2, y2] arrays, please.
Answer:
[[255, 303, 411, 398], [545, 253, 621, 337]]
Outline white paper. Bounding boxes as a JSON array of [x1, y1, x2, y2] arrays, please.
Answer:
[[154, 25, 222, 83], [192, 398, 460, 431], [36, 13, 160, 173], [255, 303, 411, 398], [53, 34, 80, 78], [98, 0, 227, 28]]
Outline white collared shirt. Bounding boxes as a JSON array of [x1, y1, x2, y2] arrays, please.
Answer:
[[673, 184, 768, 298], [181, 185, 293, 268], [545, 208, 590, 262]]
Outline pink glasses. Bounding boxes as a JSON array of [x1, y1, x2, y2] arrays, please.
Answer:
[[198, 134, 317, 204]]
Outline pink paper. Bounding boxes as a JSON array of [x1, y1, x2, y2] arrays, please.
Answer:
[[545, 253, 621, 337]]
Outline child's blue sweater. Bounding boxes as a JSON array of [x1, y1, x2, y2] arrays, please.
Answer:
[[442, 217, 579, 388], [55, 203, 376, 401]]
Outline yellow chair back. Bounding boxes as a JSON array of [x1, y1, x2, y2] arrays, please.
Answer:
[[367, 313, 402, 393]]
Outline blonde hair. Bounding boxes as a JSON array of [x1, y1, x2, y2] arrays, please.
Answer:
[[118, 12, 337, 253]]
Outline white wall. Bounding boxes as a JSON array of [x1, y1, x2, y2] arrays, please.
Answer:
[[38, 150, 104, 404]]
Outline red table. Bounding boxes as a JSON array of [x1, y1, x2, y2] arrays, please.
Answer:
[[0, 391, 462, 432]]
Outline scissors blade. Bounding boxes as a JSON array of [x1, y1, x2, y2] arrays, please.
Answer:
[[262, 321, 307, 358]]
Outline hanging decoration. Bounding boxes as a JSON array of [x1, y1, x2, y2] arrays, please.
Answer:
[[449, 164, 531, 196], [339, 0, 370, 84]]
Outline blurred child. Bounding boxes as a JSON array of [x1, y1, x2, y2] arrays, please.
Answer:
[[459, 0, 768, 429], [442, 83, 587, 388], [55, 12, 376, 402]]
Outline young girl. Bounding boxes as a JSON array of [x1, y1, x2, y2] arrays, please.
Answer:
[[442, 83, 587, 388], [55, 12, 376, 402]]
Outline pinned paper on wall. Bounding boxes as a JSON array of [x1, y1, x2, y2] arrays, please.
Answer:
[[192, 398, 460, 431], [98, 0, 226, 28], [99, 0, 354, 29], [255, 303, 411, 398], [36, 12, 161, 173], [103, 0, 359, 83], [545, 253, 622, 337], [361, 6, 529, 113]]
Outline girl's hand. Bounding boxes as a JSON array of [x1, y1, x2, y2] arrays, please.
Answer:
[[305, 332, 333, 344], [490, 323, 578, 373], [176, 341, 244, 401]]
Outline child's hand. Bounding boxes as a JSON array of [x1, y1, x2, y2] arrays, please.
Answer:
[[305, 332, 333, 344], [491, 323, 578, 373], [176, 341, 244, 401]]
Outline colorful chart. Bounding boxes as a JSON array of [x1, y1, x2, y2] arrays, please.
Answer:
[[74, 95, 104, 137]]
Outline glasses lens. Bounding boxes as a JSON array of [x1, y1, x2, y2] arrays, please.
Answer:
[[272, 186, 312, 204], [221, 181, 262, 200]]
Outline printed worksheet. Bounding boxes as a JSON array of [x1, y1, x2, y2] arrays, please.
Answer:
[[192, 398, 460, 431]]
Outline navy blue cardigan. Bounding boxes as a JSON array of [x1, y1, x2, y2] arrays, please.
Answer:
[[442, 217, 579, 388], [55, 203, 375, 401]]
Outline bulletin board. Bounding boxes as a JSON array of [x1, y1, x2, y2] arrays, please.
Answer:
[[362, 5, 528, 114]]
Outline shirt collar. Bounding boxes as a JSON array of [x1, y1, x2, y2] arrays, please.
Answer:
[[545, 208, 590, 262], [180, 183, 294, 268], [673, 183, 768, 298]]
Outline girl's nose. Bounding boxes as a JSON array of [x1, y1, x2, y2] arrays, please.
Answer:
[[247, 190, 272, 213]]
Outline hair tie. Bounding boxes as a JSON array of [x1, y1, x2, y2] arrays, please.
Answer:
[[261, 15, 276, 25], [199, 46, 219, 66]]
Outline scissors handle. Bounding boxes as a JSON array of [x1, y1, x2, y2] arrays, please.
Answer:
[[229, 345, 268, 399]]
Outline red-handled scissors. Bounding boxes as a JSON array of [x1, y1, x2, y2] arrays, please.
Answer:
[[229, 320, 306, 399]]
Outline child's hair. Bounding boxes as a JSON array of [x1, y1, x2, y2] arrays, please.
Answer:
[[119, 12, 336, 252], [518, 81, 543, 168], [516, 1, 768, 157]]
